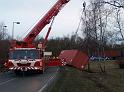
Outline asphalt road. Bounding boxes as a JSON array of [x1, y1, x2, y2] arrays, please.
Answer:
[[0, 67, 59, 92]]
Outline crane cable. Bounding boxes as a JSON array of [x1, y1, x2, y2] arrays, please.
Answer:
[[75, 1, 86, 37], [75, 17, 82, 35], [50, 16, 55, 29], [41, 16, 56, 48]]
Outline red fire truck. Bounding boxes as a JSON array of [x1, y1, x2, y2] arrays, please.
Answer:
[[4, 0, 70, 73]]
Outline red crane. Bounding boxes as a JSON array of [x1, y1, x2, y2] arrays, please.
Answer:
[[4, 0, 70, 74], [24, 0, 70, 45]]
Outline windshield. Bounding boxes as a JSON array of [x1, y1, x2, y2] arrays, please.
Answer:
[[9, 49, 40, 59]]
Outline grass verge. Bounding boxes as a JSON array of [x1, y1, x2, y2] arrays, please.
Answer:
[[51, 66, 124, 92]]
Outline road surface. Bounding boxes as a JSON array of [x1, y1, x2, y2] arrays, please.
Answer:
[[0, 67, 59, 92]]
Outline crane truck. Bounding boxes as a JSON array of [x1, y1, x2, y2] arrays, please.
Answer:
[[4, 0, 70, 73]]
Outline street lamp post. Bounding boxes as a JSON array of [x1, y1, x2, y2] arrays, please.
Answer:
[[2, 25, 7, 40], [12, 22, 20, 39]]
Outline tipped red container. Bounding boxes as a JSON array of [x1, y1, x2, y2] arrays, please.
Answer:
[[59, 50, 89, 70]]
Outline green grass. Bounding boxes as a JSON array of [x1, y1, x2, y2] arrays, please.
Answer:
[[51, 64, 124, 92]]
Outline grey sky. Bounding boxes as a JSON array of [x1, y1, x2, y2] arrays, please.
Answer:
[[0, 0, 84, 39]]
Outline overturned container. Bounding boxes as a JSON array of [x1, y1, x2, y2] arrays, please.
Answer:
[[59, 50, 89, 70]]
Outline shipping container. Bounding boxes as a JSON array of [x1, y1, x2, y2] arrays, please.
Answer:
[[104, 50, 121, 57], [59, 50, 77, 65], [97, 50, 121, 58], [59, 50, 89, 70]]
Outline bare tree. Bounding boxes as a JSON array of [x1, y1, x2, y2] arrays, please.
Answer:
[[81, 0, 110, 53], [114, 9, 124, 40], [94, 0, 124, 8], [0, 22, 4, 40], [0, 22, 9, 40]]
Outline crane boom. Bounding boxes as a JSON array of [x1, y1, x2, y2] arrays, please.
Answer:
[[23, 0, 70, 44]]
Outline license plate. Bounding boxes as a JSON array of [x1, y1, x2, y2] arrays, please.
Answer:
[[20, 61, 28, 64]]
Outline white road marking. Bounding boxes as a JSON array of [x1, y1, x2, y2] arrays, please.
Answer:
[[0, 78, 16, 86], [38, 68, 59, 92]]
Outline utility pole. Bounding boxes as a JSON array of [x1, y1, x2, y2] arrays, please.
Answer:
[[12, 22, 20, 39]]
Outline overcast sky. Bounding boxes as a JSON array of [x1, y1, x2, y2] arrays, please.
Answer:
[[0, 0, 86, 39]]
